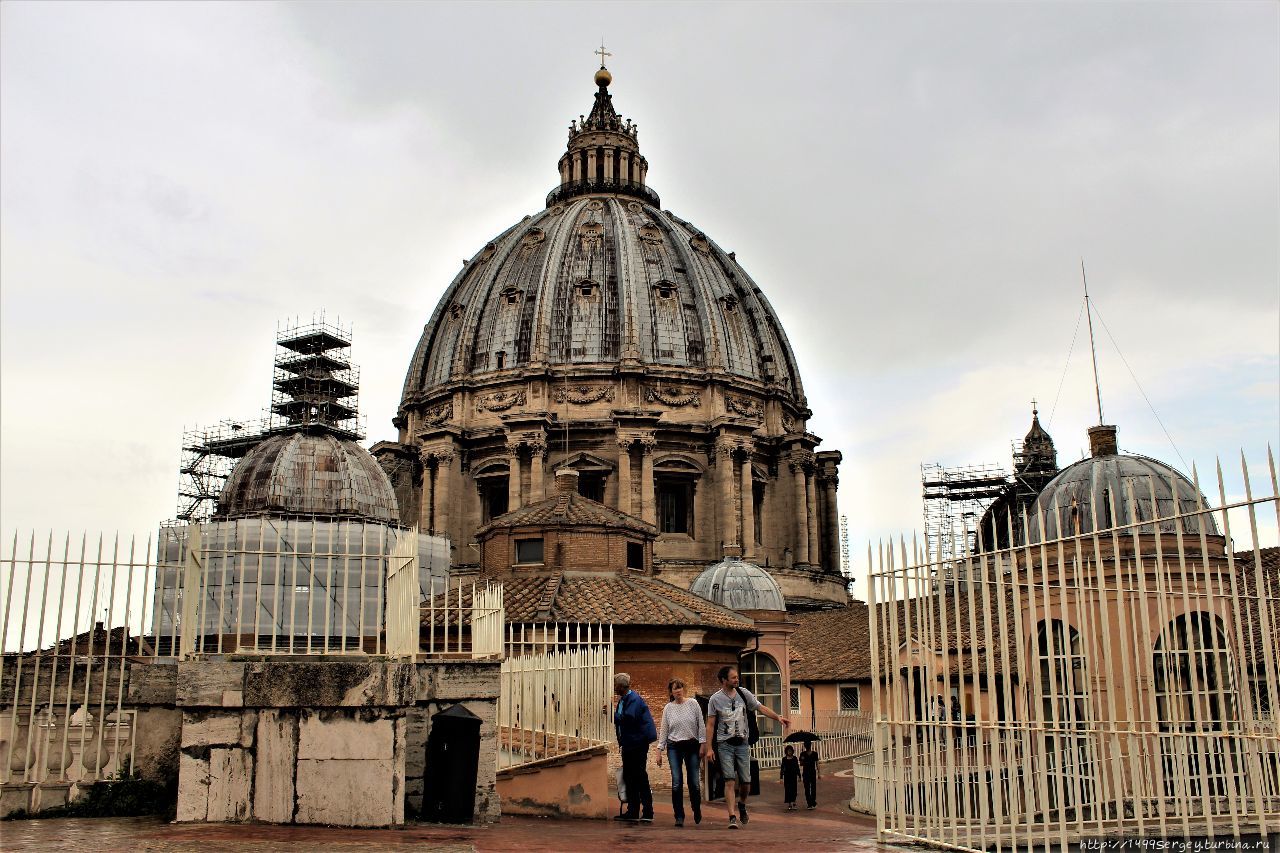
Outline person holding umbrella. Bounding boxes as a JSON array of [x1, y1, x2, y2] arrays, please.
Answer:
[[784, 731, 822, 810]]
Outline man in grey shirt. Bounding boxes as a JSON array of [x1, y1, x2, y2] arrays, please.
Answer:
[[703, 664, 790, 829]]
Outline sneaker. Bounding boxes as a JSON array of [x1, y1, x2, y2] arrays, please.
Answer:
[[807, 804, 816, 810], [738, 801, 749, 824], [639, 816, 653, 823], [728, 815, 739, 830], [674, 819, 684, 827], [614, 814, 639, 822], [693, 807, 702, 825]]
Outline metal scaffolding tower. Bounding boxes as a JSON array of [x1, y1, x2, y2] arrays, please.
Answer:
[[921, 462, 1011, 565]]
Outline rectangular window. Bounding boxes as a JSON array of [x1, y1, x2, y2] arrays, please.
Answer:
[[578, 474, 605, 503], [657, 479, 693, 534], [838, 684, 860, 713], [789, 687, 801, 713], [626, 541, 644, 571], [514, 538, 544, 565]]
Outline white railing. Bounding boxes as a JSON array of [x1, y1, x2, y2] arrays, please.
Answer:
[[868, 449, 1280, 851], [755, 711, 874, 769], [1, 522, 498, 791], [1, 532, 156, 786], [498, 623, 613, 771]]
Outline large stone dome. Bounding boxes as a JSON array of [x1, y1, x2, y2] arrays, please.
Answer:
[[377, 65, 846, 607], [401, 194, 805, 409], [218, 430, 399, 524]]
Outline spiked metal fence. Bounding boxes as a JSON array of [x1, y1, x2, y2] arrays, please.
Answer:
[[498, 623, 614, 771], [868, 451, 1280, 851]]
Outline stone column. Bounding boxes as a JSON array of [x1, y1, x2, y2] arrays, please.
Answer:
[[616, 436, 633, 516], [823, 473, 840, 573], [639, 434, 657, 526], [806, 471, 820, 569], [528, 436, 547, 502], [639, 161, 648, 187], [719, 439, 738, 548], [791, 457, 809, 565], [433, 449, 454, 541], [603, 146, 614, 182], [507, 439, 523, 512], [418, 450, 435, 534], [620, 151, 631, 186], [571, 152, 582, 183], [587, 149, 598, 183], [740, 450, 756, 560]]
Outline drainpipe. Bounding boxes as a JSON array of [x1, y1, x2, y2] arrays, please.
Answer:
[[806, 684, 817, 731]]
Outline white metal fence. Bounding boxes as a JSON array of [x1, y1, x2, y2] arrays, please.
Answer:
[[755, 711, 874, 769], [868, 452, 1280, 851], [498, 623, 614, 771], [2, 523, 501, 789]]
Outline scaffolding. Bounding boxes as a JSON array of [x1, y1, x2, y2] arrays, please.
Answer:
[[921, 462, 1011, 565], [173, 318, 365, 522]]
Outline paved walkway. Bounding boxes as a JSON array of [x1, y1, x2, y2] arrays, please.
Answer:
[[3, 767, 898, 852]]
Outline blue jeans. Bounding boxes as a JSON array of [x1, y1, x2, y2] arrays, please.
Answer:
[[667, 745, 701, 821]]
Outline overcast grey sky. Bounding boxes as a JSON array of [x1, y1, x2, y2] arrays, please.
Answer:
[[2, 1, 1277, 573]]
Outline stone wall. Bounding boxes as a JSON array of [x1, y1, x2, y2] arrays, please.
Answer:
[[496, 746, 609, 819], [175, 657, 500, 827]]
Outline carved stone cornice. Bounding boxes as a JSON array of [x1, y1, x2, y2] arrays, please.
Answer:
[[476, 389, 526, 413], [645, 385, 700, 408], [553, 384, 615, 405], [420, 445, 456, 466]]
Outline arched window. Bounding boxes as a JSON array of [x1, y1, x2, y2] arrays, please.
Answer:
[[1153, 612, 1241, 801], [739, 652, 783, 736], [1035, 619, 1095, 814]]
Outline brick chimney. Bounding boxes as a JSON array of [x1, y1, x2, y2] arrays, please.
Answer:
[[1088, 424, 1118, 457], [554, 468, 579, 513]]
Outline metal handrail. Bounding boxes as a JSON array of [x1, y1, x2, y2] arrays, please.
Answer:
[[546, 179, 661, 208]]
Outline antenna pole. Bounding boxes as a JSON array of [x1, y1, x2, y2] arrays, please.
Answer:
[[1081, 258, 1104, 425]]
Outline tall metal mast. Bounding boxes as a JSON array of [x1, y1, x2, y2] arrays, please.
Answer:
[[1081, 259, 1104, 425]]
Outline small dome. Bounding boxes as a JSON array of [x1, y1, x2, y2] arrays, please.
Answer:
[[690, 557, 786, 612], [1024, 452, 1219, 544], [218, 430, 399, 524]]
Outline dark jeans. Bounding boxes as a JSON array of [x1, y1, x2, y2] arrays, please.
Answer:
[[667, 746, 701, 821], [803, 772, 817, 808], [620, 745, 653, 819]]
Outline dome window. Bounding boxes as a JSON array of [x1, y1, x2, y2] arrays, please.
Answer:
[[495, 351, 506, 369], [449, 303, 464, 320], [654, 281, 676, 300], [721, 296, 739, 314], [577, 280, 597, 298], [500, 287, 522, 305]]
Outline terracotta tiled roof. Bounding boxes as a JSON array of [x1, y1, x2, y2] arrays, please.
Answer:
[[425, 573, 754, 632], [476, 492, 657, 537], [788, 604, 872, 682]]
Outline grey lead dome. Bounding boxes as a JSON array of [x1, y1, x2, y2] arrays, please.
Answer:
[[1024, 453, 1219, 544], [217, 431, 400, 524], [400, 198, 806, 408], [690, 557, 787, 612]]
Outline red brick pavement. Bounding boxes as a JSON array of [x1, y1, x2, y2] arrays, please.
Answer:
[[2, 766, 898, 852]]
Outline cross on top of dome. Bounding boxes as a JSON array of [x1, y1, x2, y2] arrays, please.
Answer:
[[552, 47, 656, 208]]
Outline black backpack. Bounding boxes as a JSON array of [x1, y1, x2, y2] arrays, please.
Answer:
[[736, 687, 761, 746]]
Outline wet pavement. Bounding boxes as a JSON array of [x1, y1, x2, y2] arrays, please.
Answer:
[[2, 766, 898, 851]]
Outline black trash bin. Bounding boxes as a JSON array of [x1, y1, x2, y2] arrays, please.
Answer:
[[421, 703, 482, 824]]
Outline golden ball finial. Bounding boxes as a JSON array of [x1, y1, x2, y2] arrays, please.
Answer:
[[595, 66, 612, 87]]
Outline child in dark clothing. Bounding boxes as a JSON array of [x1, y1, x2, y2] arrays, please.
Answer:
[[780, 745, 800, 810], [800, 743, 820, 809]]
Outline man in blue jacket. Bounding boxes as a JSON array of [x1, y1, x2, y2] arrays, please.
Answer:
[[613, 672, 656, 823]]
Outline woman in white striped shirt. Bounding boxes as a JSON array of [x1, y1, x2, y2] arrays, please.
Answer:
[[655, 678, 705, 826]]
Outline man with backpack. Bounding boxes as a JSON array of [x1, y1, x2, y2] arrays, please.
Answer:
[[703, 664, 790, 829]]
